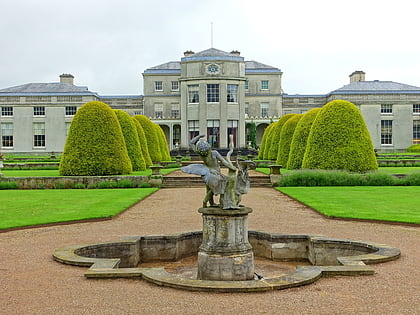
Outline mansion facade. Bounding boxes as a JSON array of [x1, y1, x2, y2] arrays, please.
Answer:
[[1, 48, 420, 154]]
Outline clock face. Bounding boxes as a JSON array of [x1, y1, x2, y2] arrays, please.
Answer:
[[207, 64, 219, 74]]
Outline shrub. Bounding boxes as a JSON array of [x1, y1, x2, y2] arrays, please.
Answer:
[[87, 183, 97, 189], [279, 170, 365, 187], [258, 123, 274, 159], [114, 110, 146, 171], [406, 144, 420, 152], [302, 100, 378, 173], [133, 115, 162, 163], [60, 101, 132, 176], [402, 172, 420, 185], [155, 124, 171, 161], [287, 108, 321, 170], [98, 181, 117, 189], [414, 162, 420, 167], [132, 118, 152, 167], [116, 179, 136, 188], [0, 181, 18, 189], [139, 182, 152, 188], [364, 172, 396, 186], [266, 114, 295, 160], [53, 182, 66, 189], [72, 183, 86, 189], [276, 114, 303, 166]]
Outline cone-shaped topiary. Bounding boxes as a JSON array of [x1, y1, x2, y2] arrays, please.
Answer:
[[287, 108, 321, 170], [155, 124, 171, 161], [133, 115, 162, 163], [258, 123, 274, 159], [114, 110, 146, 171], [302, 100, 378, 172], [276, 114, 303, 166], [60, 101, 132, 175], [266, 114, 295, 160], [132, 118, 152, 167]]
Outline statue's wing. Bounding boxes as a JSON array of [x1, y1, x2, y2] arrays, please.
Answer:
[[181, 164, 210, 177]]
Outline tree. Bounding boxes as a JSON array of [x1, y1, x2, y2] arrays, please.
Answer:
[[302, 100, 378, 172], [246, 121, 257, 149], [132, 118, 152, 167], [276, 114, 303, 166], [258, 123, 274, 159], [114, 110, 146, 171], [265, 114, 295, 160], [133, 115, 162, 163], [287, 108, 321, 170], [60, 101, 132, 175]]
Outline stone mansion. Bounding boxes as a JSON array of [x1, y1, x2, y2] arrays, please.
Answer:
[[1, 48, 420, 154]]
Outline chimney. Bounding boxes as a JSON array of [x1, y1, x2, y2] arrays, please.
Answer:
[[230, 50, 240, 56], [60, 73, 74, 85], [183, 50, 194, 57], [349, 71, 365, 83]]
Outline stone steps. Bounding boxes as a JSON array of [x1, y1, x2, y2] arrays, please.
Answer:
[[162, 175, 272, 188]]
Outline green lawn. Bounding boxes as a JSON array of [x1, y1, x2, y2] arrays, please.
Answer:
[[1, 168, 177, 177], [0, 188, 157, 230], [277, 186, 420, 224]]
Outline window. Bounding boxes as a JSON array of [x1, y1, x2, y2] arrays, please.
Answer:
[[173, 125, 181, 146], [171, 81, 179, 91], [244, 102, 249, 117], [244, 81, 249, 90], [260, 103, 269, 117], [413, 120, 420, 144], [33, 106, 45, 116], [227, 120, 238, 147], [154, 103, 163, 118], [33, 122, 45, 147], [188, 120, 199, 140], [134, 110, 143, 115], [381, 120, 392, 145], [414, 104, 420, 114], [261, 80, 269, 90], [65, 106, 77, 116], [154, 81, 163, 91], [227, 84, 238, 103], [381, 104, 393, 114], [188, 85, 199, 103], [171, 104, 180, 118], [1, 106, 13, 116], [1, 123, 13, 147], [207, 120, 220, 148], [207, 84, 219, 103]]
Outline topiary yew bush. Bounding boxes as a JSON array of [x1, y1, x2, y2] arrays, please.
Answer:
[[302, 100, 377, 172], [132, 118, 152, 167], [287, 108, 321, 170], [155, 124, 171, 161], [114, 110, 146, 171], [276, 114, 303, 166], [406, 144, 420, 152], [133, 115, 162, 163], [258, 123, 274, 159], [60, 101, 132, 175], [266, 114, 295, 160]]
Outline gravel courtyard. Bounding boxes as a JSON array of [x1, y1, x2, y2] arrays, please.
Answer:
[[1, 183, 419, 314]]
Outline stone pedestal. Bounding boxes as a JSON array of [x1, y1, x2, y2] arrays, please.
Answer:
[[197, 207, 254, 281]]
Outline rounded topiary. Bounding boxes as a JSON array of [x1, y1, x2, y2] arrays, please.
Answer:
[[155, 124, 171, 161], [60, 101, 132, 175], [133, 115, 162, 163], [407, 144, 420, 152], [266, 114, 295, 160], [114, 110, 146, 171], [287, 108, 321, 170], [276, 114, 303, 166], [132, 118, 152, 167], [302, 100, 378, 172], [258, 123, 274, 159]]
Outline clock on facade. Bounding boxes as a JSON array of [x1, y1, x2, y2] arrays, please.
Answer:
[[206, 64, 219, 74]]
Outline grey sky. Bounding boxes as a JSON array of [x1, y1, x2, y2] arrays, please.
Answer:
[[1, 0, 419, 95]]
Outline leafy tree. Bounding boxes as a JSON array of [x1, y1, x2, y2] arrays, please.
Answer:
[[114, 110, 146, 171], [266, 114, 295, 160], [258, 123, 274, 159], [60, 101, 132, 175], [302, 100, 378, 172], [276, 114, 303, 166], [247, 121, 257, 149], [133, 115, 162, 163], [287, 108, 321, 169], [155, 124, 171, 161], [132, 118, 152, 167]]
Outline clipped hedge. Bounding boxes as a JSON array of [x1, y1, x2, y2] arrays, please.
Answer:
[[60, 101, 132, 175], [287, 108, 321, 170], [133, 115, 162, 163], [276, 114, 303, 166], [407, 144, 420, 152], [266, 114, 295, 160], [258, 123, 274, 159], [155, 124, 171, 161], [114, 110, 146, 171], [132, 118, 152, 167], [302, 100, 377, 173]]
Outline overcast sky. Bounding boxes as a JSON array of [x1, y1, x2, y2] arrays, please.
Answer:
[[1, 0, 419, 96]]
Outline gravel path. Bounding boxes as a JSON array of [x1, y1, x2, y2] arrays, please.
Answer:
[[0, 180, 419, 314]]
